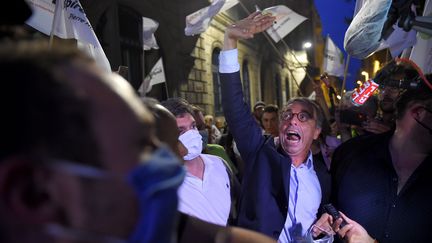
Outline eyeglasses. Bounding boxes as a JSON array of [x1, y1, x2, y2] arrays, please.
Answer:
[[381, 85, 400, 94], [280, 111, 313, 122]]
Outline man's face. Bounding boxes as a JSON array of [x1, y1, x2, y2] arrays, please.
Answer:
[[279, 102, 321, 161], [254, 106, 265, 119], [261, 111, 279, 136], [379, 86, 400, 112], [379, 73, 403, 113], [204, 115, 213, 127], [56, 65, 157, 239], [176, 113, 197, 136]]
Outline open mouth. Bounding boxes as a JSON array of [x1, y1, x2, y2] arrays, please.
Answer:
[[286, 130, 301, 142]]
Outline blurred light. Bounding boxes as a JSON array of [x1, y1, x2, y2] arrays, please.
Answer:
[[303, 41, 312, 49], [356, 80, 363, 86], [361, 71, 369, 81], [337, 95, 342, 100], [373, 60, 380, 76]]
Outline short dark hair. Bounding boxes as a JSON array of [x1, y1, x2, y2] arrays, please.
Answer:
[[161, 97, 194, 118], [282, 97, 324, 128], [263, 104, 279, 114], [395, 75, 432, 120], [0, 41, 100, 166], [253, 101, 266, 110]]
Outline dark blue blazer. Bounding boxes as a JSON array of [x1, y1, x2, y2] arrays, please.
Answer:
[[220, 71, 331, 239]]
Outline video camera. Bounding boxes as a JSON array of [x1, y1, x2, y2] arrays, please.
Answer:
[[381, 0, 432, 39], [373, 60, 421, 90]]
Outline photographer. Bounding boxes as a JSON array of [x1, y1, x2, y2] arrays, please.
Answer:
[[364, 61, 421, 134]]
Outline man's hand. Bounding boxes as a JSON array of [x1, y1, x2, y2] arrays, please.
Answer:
[[223, 11, 275, 50], [362, 118, 391, 134], [311, 213, 335, 238], [334, 212, 375, 243]]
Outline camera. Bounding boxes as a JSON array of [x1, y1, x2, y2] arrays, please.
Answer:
[[381, 0, 432, 39], [373, 60, 420, 90]]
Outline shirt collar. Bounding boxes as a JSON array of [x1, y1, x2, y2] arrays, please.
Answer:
[[292, 151, 314, 170], [304, 151, 314, 170]]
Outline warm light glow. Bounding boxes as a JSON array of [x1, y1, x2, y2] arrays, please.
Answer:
[[357, 80, 363, 86], [373, 60, 380, 76], [361, 71, 369, 81], [337, 95, 342, 100], [303, 42, 312, 49]]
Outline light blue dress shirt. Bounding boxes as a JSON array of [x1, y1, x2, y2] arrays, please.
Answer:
[[278, 152, 321, 243]]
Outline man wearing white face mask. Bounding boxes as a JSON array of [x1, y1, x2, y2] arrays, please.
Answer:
[[162, 98, 232, 226]]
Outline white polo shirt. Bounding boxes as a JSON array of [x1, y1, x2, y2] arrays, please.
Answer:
[[178, 154, 231, 226]]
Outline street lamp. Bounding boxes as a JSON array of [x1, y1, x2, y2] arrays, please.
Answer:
[[303, 41, 312, 49]]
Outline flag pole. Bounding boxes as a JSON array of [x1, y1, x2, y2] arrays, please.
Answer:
[[49, 0, 62, 48], [339, 54, 351, 108]]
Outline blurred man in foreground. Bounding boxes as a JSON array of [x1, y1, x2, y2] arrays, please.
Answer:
[[0, 41, 277, 243]]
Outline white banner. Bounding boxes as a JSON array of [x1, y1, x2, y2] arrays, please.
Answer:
[[220, 0, 239, 12], [139, 58, 166, 94], [323, 36, 345, 77], [26, 0, 111, 72], [263, 5, 307, 43], [143, 17, 159, 50], [185, 0, 226, 36], [409, 0, 432, 74]]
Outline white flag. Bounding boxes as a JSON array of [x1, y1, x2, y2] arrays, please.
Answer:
[[220, 0, 239, 12], [263, 5, 307, 43], [323, 36, 345, 77], [26, 0, 111, 72], [185, 0, 226, 36], [376, 27, 417, 58], [139, 58, 166, 94], [143, 17, 159, 50], [409, 0, 432, 74]]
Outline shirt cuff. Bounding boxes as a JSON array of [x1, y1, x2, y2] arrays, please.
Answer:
[[219, 49, 240, 73]]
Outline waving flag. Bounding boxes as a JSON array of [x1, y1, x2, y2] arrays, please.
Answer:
[[323, 36, 345, 77], [26, 0, 111, 72], [220, 0, 239, 12], [139, 58, 166, 94], [143, 17, 159, 50], [185, 0, 226, 36], [262, 5, 307, 43]]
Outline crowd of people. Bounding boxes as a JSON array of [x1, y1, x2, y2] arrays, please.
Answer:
[[1, 3, 432, 243]]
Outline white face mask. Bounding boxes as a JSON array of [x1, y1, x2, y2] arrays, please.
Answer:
[[178, 129, 203, 161]]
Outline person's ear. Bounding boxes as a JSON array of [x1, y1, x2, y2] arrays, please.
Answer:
[[410, 105, 424, 120], [0, 157, 58, 224], [313, 127, 322, 140]]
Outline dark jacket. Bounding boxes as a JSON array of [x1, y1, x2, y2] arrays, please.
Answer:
[[331, 132, 432, 243], [220, 71, 331, 239]]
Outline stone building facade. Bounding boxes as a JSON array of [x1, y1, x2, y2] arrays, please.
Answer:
[[48, 0, 324, 118], [178, 3, 323, 117]]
